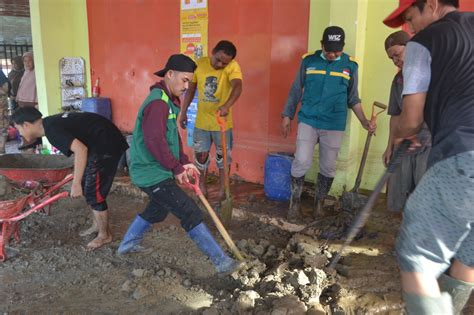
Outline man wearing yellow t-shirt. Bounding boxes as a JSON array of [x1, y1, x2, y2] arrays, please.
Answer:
[[181, 40, 243, 198]]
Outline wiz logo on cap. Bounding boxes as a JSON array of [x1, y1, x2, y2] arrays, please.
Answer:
[[321, 26, 345, 52]]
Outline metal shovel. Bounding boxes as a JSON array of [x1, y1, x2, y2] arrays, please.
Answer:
[[329, 139, 411, 269], [341, 101, 387, 210]]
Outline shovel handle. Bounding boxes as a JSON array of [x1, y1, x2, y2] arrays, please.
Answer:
[[183, 172, 243, 260], [352, 132, 373, 192], [329, 139, 411, 269], [353, 101, 387, 192], [215, 112, 230, 194], [197, 194, 244, 261], [183, 171, 202, 196], [370, 101, 387, 124], [215, 111, 226, 131], [373, 101, 387, 110]]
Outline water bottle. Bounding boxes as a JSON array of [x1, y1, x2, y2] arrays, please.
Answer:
[[185, 92, 198, 146], [92, 78, 101, 98]]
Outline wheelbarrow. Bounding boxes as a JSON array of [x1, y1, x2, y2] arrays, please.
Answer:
[[0, 154, 74, 214], [0, 154, 74, 261]]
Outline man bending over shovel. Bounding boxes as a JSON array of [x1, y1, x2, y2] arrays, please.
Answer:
[[384, 0, 474, 313], [12, 108, 128, 249], [117, 54, 241, 275]]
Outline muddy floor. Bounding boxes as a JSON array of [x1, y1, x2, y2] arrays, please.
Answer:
[[0, 174, 472, 314]]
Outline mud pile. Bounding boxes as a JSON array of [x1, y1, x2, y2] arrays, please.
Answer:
[[198, 234, 345, 314], [0, 175, 29, 202]]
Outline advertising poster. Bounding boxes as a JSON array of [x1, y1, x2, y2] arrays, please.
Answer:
[[180, 0, 208, 60]]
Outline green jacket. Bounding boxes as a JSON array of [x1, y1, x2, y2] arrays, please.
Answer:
[[130, 88, 180, 188], [283, 51, 360, 131]]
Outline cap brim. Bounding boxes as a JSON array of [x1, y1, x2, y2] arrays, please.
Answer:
[[324, 42, 344, 52], [383, 2, 413, 28], [154, 68, 168, 77]]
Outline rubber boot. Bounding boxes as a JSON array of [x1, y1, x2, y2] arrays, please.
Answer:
[[187, 222, 241, 275], [314, 173, 334, 217], [288, 176, 304, 221], [117, 215, 151, 255], [439, 273, 474, 315], [403, 292, 453, 315]]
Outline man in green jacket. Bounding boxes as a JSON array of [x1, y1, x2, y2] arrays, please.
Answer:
[[282, 26, 375, 221], [117, 54, 240, 275]]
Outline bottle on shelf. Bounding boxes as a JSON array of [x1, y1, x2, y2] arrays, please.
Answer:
[[92, 77, 101, 98]]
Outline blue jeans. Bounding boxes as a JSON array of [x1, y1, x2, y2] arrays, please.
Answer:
[[193, 127, 233, 170]]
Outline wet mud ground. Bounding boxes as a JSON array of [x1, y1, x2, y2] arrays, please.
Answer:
[[0, 174, 472, 314]]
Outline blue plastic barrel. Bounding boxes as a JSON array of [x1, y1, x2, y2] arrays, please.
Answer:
[[81, 97, 112, 120], [264, 152, 294, 201]]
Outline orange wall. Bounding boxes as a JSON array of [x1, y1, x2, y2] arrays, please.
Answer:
[[460, 0, 474, 11], [87, 0, 181, 132], [87, 0, 309, 183]]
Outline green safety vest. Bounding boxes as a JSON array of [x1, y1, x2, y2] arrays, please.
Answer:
[[130, 88, 180, 187], [299, 51, 358, 131]]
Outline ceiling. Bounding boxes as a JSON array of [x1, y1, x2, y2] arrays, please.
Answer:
[[0, 0, 30, 18]]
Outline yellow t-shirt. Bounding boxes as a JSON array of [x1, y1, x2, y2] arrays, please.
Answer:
[[192, 57, 242, 131]]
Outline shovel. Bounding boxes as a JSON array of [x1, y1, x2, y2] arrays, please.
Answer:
[[329, 139, 411, 269], [184, 171, 244, 261], [216, 112, 233, 227], [341, 101, 387, 210]]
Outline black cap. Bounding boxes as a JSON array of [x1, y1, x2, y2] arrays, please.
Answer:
[[154, 54, 197, 77], [321, 26, 345, 52]]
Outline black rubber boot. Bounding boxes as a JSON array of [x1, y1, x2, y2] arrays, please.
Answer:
[[288, 176, 304, 221], [314, 173, 334, 217]]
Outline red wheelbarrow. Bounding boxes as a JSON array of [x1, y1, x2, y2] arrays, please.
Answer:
[[0, 154, 74, 261]]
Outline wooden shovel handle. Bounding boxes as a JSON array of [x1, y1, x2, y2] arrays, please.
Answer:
[[198, 193, 244, 261]]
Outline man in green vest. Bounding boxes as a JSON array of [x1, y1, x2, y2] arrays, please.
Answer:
[[282, 26, 375, 221], [118, 54, 241, 275]]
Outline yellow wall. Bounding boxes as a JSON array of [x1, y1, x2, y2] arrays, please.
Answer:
[[358, 0, 401, 190], [306, 0, 399, 194], [29, 0, 91, 118]]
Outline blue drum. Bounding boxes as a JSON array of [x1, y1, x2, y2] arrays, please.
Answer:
[[264, 152, 294, 201]]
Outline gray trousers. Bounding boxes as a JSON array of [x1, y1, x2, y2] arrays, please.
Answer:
[[396, 150, 474, 275], [291, 122, 344, 178], [387, 145, 431, 212]]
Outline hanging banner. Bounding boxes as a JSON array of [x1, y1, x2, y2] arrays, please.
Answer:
[[180, 0, 208, 60]]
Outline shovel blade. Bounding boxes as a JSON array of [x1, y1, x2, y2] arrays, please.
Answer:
[[220, 197, 233, 227], [341, 191, 368, 210]]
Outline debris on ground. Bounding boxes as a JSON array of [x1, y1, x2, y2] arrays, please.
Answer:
[[0, 178, 417, 314]]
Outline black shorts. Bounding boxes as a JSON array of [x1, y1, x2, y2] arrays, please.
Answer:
[[82, 153, 121, 211]]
